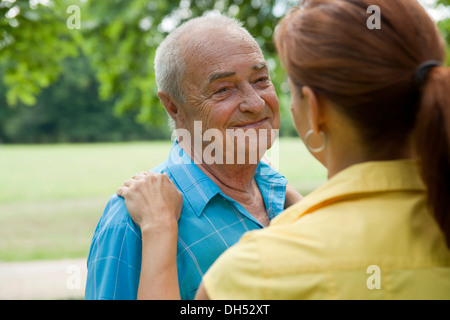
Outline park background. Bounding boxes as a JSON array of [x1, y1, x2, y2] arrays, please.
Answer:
[[0, 0, 449, 299]]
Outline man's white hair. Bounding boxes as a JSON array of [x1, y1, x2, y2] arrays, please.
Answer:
[[154, 14, 256, 131]]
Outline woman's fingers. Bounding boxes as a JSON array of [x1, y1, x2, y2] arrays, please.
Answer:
[[116, 171, 182, 229], [116, 186, 127, 197], [122, 179, 133, 187], [120, 171, 151, 190], [132, 171, 150, 179]]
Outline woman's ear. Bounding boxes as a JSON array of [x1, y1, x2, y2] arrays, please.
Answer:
[[158, 92, 185, 128], [302, 86, 324, 134]]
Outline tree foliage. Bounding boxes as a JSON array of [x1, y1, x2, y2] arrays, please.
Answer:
[[437, 0, 450, 64], [81, 0, 296, 124], [0, 0, 81, 106], [0, 0, 448, 143], [1, 0, 299, 143], [0, 54, 172, 143]]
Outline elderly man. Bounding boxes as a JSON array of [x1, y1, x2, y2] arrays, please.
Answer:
[[85, 14, 301, 300]]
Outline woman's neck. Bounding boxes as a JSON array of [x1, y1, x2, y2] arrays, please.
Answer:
[[325, 134, 415, 179]]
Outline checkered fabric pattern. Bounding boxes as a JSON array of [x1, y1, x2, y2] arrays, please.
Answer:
[[85, 141, 287, 300]]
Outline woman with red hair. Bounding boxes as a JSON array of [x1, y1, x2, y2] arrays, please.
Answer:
[[120, 0, 450, 299]]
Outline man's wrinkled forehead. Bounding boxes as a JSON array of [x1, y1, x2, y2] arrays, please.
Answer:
[[181, 27, 262, 71]]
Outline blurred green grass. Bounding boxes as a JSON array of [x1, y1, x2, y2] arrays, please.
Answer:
[[0, 138, 327, 261]]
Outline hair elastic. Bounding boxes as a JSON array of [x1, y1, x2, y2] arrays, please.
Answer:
[[414, 60, 442, 88]]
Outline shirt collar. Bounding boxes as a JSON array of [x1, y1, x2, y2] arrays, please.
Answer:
[[165, 141, 221, 217], [254, 160, 288, 218], [273, 159, 425, 225], [165, 141, 287, 217]]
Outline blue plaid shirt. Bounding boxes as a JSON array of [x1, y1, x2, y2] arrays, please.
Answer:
[[85, 141, 287, 300]]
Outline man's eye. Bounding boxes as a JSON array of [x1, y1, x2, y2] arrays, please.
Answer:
[[215, 87, 228, 94], [256, 77, 269, 83]]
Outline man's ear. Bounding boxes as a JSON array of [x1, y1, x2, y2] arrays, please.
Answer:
[[301, 86, 324, 134], [158, 91, 185, 127]]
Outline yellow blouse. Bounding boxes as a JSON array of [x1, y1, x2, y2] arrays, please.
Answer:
[[203, 160, 450, 299]]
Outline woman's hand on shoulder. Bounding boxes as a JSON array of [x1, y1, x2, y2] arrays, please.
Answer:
[[116, 172, 183, 232]]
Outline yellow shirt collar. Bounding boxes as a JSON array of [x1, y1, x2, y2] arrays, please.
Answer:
[[274, 159, 426, 225]]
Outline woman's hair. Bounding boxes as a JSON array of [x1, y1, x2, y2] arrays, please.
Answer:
[[274, 0, 450, 246]]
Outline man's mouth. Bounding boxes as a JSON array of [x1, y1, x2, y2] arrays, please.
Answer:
[[230, 117, 270, 129]]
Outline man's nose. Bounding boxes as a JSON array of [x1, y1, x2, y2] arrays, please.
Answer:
[[238, 84, 265, 113]]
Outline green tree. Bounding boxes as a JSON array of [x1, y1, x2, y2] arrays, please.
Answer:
[[0, 54, 171, 143], [1, 0, 296, 127], [1, 0, 448, 139], [437, 0, 450, 65], [0, 0, 81, 106], [81, 0, 296, 125]]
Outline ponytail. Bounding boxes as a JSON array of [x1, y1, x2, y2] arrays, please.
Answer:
[[415, 66, 450, 248]]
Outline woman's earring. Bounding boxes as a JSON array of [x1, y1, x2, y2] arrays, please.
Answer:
[[304, 129, 327, 153]]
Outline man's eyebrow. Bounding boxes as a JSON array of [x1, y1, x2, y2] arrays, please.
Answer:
[[208, 63, 268, 84], [209, 71, 236, 84], [253, 63, 267, 71]]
